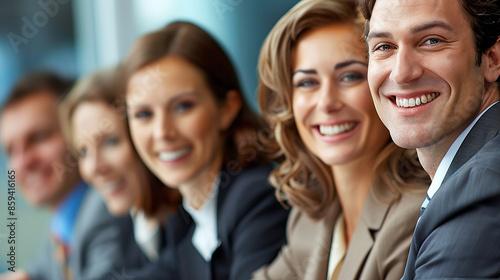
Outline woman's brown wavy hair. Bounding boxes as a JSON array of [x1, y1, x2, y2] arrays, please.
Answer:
[[258, 0, 430, 219]]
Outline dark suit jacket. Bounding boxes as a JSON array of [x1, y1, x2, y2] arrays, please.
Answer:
[[402, 102, 500, 279], [26, 186, 138, 280], [123, 163, 289, 280]]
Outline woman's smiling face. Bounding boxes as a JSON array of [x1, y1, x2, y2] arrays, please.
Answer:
[[292, 23, 390, 167], [126, 56, 232, 191]]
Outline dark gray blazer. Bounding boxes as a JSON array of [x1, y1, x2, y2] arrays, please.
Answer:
[[122, 163, 289, 280], [26, 187, 136, 280], [402, 102, 500, 279]]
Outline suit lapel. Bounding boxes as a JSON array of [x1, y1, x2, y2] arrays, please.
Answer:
[[304, 201, 341, 280], [443, 102, 500, 182], [339, 188, 393, 280]]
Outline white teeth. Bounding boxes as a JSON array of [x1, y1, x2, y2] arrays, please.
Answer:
[[421, 95, 428, 103], [319, 123, 356, 136], [103, 181, 121, 195], [396, 93, 440, 108], [158, 148, 190, 161]]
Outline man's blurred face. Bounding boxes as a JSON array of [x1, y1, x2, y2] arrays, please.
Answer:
[[0, 91, 79, 208]]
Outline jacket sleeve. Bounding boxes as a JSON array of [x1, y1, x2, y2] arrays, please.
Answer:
[[224, 166, 290, 280], [251, 208, 303, 280]]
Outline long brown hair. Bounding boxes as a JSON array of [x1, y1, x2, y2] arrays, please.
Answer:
[[258, 0, 429, 219], [122, 21, 275, 171], [59, 67, 180, 218]]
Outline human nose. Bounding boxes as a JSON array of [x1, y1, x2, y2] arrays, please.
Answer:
[[390, 47, 423, 85], [85, 149, 109, 177], [153, 112, 177, 141], [317, 81, 343, 113]]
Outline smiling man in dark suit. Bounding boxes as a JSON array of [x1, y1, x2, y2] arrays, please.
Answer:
[[360, 0, 500, 278]]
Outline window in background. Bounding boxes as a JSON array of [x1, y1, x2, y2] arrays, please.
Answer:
[[0, 0, 77, 272]]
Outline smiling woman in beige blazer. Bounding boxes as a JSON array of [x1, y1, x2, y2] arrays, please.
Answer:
[[252, 0, 431, 279]]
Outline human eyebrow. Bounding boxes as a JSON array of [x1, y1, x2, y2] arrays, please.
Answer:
[[410, 20, 453, 34], [334, 60, 368, 70], [292, 69, 317, 78], [168, 92, 197, 104], [365, 31, 392, 43], [366, 20, 453, 43]]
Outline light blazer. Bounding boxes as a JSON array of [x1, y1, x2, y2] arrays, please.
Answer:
[[115, 163, 290, 280], [253, 182, 426, 280], [26, 186, 136, 280], [402, 102, 500, 279]]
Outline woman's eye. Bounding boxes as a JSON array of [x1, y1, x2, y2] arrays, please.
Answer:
[[340, 72, 365, 83], [174, 101, 194, 113], [104, 137, 119, 147], [294, 79, 318, 88], [78, 148, 87, 158], [133, 110, 152, 119]]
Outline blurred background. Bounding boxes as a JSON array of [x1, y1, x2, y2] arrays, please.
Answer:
[[0, 0, 298, 272]]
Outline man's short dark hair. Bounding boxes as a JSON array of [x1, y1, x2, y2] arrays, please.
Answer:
[[360, 0, 500, 67], [1, 71, 73, 113]]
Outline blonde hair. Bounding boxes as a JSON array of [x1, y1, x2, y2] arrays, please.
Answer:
[[258, 0, 429, 219]]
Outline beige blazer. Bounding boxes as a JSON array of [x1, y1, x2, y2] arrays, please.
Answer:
[[252, 184, 426, 280]]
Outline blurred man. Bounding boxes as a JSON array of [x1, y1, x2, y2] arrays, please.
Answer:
[[361, 0, 500, 278], [0, 72, 130, 280]]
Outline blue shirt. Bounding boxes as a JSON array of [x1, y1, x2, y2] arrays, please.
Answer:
[[50, 181, 88, 246]]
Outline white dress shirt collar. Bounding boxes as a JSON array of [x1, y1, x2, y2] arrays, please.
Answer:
[[183, 175, 221, 262], [427, 101, 499, 199], [327, 213, 346, 279], [132, 210, 161, 262]]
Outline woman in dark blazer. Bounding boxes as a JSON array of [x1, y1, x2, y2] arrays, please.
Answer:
[[119, 21, 289, 280], [252, 0, 431, 279]]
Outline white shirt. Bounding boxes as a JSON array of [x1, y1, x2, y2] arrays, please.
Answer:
[[132, 210, 161, 262], [425, 101, 499, 205], [327, 214, 346, 279], [183, 176, 221, 262]]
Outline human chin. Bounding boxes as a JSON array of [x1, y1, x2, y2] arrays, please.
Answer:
[[156, 169, 194, 188], [98, 178, 133, 209], [106, 197, 131, 215], [388, 122, 433, 149]]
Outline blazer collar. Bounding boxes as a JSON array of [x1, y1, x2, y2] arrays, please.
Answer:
[[304, 200, 341, 280], [339, 187, 393, 279], [443, 102, 500, 182], [169, 163, 231, 240], [216, 163, 233, 217]]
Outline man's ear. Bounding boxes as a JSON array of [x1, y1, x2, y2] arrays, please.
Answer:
[[484, 38, 500, 83], [219, 90, 242, 131]]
